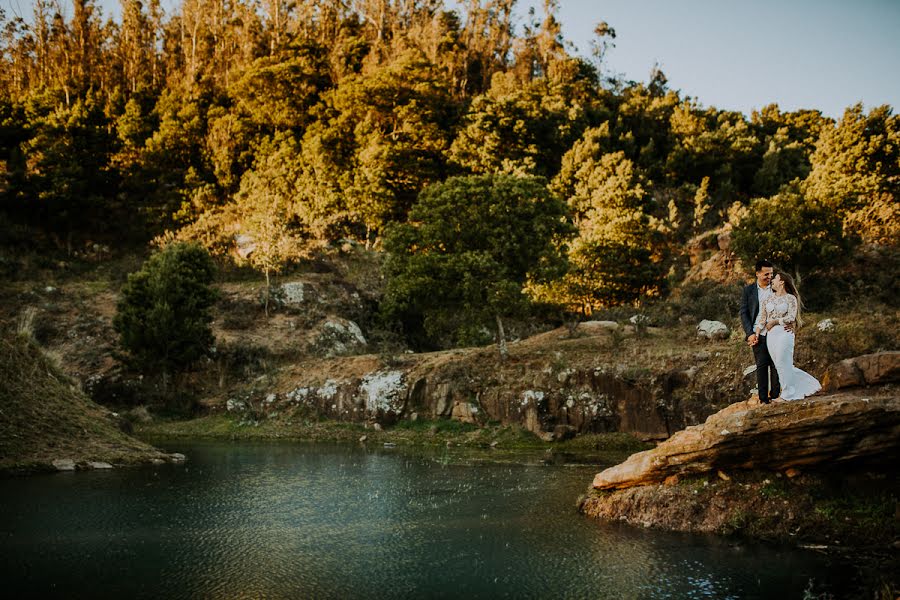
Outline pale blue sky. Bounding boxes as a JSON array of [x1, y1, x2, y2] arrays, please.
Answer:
[[3, 0, 898, 119]]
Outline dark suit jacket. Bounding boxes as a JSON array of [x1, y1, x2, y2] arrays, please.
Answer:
[[739, 283, 764, 338]]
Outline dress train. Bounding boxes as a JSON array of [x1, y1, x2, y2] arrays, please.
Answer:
[[766, 325, 821, 400]]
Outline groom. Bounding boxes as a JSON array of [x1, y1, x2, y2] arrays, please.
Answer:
[[739, 259, 780, 404]]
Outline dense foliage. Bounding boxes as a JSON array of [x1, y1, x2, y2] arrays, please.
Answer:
[[1, 0, 896, 349], [114, 242, 218, 378], [382, 174, 571, 349]]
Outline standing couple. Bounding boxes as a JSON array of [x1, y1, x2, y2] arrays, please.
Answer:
[[739, 259, 821, 404]]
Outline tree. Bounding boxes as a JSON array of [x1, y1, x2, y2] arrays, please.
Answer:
[[449, 64, 597, 179], [21, 92, 116, 240], [308, 51, 458, 243], [382, 174, 572, 355], [548, 239, 665, 314], [232, 135, 308, 316], [229, 42, 332, 132], [114, 242, 218, 392], [803, 104, 900, 246], [547, 129, 667, 313], [731, 188, 850, 282]]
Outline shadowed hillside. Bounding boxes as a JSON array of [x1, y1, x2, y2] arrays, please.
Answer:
[[0, 329, 175, 474]]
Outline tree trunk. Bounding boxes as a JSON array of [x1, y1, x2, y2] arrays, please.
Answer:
[[264, 269, 271, 318], [495, 313, 508, 360]]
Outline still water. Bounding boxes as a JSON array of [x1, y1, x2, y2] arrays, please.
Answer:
[[1, 441, 856, 599]]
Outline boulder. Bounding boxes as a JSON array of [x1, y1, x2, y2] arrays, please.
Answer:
[[226, 398, 247, 412], [128, 406, 153, 424], [592, 393, 900, 490], [87, 461, 113, 469], [312, 318, 367, 357], [451, 400, 479, 424], [279, 282, 308, 305], [234, 233, 256, 259], [822, 351, 900, 391], [817, 318, 836, 332], [697, 320, 729, 340], [821, 360, 863, 392], [553, 424, 577, 441], [854, 351, 900, 385]]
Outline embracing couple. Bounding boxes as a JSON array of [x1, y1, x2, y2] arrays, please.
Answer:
[[739, 259, 822, 404]]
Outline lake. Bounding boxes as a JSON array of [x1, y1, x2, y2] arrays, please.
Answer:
[[0, 441, 857, 598]]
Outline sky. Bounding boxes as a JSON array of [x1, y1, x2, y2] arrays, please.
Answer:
[[2, 0, 898, 119]]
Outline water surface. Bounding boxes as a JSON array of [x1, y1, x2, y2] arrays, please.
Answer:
[[0, 441, 855, 598]]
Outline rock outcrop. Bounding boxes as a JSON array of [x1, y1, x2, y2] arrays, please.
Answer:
[[820, 351, 900, 392], [592, 392, 900, 490], [234, 353, 710, 439]]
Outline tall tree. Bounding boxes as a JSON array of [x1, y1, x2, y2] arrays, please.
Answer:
[[803, 104, 899, 246], [382, 174, 572, 354], [114, 242, 218, 396]]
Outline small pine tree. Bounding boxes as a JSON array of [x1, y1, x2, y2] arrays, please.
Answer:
[[114, 243, 218, 390]]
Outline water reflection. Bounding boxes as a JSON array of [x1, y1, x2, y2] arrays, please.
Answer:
[[0, 441, 854, 599]]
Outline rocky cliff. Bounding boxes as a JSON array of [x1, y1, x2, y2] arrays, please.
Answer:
[[220, 323, 747, 441], [592, 391, 900, 490]]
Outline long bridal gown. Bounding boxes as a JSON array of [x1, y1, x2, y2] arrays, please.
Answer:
[[758, 293, 822, 400]]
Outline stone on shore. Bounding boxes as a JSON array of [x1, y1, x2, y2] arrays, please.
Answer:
[[52, 459, 76, 471]]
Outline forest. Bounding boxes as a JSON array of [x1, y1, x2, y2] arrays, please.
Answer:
[[1, 0, 897, 351]]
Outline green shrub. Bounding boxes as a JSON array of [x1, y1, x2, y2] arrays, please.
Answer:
[[114, 242, 218, 380]]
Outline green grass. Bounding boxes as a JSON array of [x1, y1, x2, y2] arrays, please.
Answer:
[[134, 412, 646, 463]]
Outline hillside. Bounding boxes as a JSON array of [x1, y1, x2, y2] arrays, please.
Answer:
[[2, 245, 898, 443], [0, 331, 178, 474]]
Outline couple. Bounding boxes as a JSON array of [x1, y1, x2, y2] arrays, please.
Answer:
[[739, 259, 821, 404]]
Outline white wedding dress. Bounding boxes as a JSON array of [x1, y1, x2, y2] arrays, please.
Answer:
[[758, 293, 822, 400]]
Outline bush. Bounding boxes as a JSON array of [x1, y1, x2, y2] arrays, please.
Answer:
[[731, 188, 850, 281], [114, 242, 218, 379]]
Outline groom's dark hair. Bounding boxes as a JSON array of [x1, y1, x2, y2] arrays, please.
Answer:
[[754, 259, 774, 272]]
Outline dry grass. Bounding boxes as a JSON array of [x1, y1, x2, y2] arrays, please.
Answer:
[[0, 332, 168, 473]]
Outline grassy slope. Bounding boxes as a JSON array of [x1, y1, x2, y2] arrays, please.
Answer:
[[0, 332, 168, 473]]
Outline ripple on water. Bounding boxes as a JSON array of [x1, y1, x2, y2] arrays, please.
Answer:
[[0, 442, 856, 599]]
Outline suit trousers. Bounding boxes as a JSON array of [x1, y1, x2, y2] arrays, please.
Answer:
[[753, 334, 781, 402]]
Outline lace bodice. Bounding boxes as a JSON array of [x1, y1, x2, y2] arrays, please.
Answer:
[[756, 293, 798, 332]]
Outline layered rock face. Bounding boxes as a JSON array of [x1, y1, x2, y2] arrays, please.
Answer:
[[820, 351, 900, 392], [592, 392, 900, 490], [232, 362, 696, 439]]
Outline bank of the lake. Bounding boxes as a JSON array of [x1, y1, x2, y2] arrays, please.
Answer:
[[133, 413, 651, 464], [0, 333, 180, 475]]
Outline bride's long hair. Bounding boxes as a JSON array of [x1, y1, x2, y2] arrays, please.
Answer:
[[775, 271, 803, 327]]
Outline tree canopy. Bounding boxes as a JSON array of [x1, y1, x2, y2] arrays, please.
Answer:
[[382, 174, 572, 350], [0, 0, 894, 348]]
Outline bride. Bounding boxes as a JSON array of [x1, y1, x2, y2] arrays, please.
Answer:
[[754, 272, 822, 401]]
